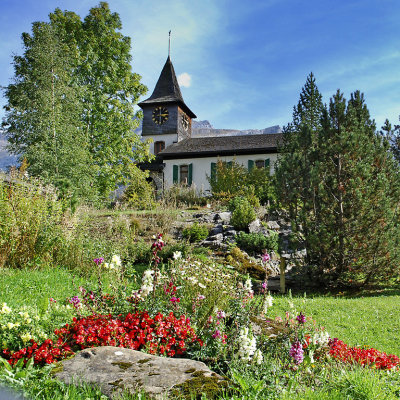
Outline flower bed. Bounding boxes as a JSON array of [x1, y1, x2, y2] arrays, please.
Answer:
[[1, 311, 202, 366], [328, 338, 400, 370]]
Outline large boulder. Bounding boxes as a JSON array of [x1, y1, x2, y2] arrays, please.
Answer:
[[55, 346, 227, 399]]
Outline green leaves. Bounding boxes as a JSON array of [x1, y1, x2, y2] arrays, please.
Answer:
[[3, 2, 151, 200]]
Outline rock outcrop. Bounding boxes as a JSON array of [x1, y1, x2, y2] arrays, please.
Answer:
[[55, 346, 227, 399]]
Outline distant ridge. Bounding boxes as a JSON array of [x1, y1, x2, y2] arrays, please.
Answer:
[[135, 119, 282, 137], [191, 120, 281, 137]]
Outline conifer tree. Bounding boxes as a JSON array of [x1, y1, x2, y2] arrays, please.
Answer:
[[275, 72, 324, 262], [277, 78, 400, 284]]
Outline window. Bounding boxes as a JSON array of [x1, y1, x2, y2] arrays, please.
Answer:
[[154, 141, 165, 155], [180, 165, 189, 184], [255, 160, 265, 169], [173, 164, 193, 185]]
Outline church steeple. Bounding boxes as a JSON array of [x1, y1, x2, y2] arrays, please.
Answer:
[[138, 57, 196, 119], [141, 57, 184, 104]]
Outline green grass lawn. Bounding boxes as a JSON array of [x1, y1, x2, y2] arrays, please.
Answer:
[[270, 290, 400, 356], [0, 267, 131, 311]]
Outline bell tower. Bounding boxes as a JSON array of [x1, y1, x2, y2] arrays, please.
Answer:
[[138, 56, 196, 156]]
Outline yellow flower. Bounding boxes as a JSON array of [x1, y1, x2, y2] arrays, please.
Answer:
[[1, 303, 11, 314], [7, 322, 15, 329], [21, 332, 32, 343]]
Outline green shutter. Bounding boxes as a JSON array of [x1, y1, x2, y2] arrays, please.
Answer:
[[248, 160, 254, 171], [188, 163, 193, 186], [211, 162, 216, 181], [173, 165, 178, 184], [265, 158, 270, 168]]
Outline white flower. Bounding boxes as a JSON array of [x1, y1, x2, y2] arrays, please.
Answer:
[[237, 327, 257, 361], [1, 303, 11, 314], [262, 294, 274, 314], [198, 283, 206, 289], [140, 269, 155, 297], [244, 278, 253, 294], [111, 255, 122, 267], [312, 330, 330, 347], [173, 251, 182, 260], [253, 349, 263, 365], [7, 323, 15, 329]]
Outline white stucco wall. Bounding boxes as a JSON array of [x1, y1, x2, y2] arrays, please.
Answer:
[[164, 153, 278, 193], [144, 134, 178, 155]]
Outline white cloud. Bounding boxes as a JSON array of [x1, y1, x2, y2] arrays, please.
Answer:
[[178, 72, 191, 88]]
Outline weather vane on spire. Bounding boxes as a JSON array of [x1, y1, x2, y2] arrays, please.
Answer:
[[168, 30, 171, 57]]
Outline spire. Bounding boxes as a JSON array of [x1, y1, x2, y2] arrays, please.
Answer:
[[144, 56, 184, 103], [138, 56, 196, 118]]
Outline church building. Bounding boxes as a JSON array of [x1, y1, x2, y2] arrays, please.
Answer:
[[138, 56, 282, 195]]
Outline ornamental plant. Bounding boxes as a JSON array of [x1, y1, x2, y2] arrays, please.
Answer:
[[182, 223, 209, 243], [0, 302, 76, 352], [2, 311, 202, 366], [328, 338, 400, 370]]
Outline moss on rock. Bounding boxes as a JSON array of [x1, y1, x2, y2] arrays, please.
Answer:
[[170, 371, 229, 400]]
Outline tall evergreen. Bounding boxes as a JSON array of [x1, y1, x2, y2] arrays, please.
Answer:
[[275, 73, 324, 263], [277, 78, 400, 284]]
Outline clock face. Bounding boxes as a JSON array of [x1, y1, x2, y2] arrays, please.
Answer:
[[181, 114, 189, 131], [152, 106, 169, 125]]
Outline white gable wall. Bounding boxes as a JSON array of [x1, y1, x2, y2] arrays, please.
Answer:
[[145, 134, 178, 155], [163, 153, 278, 194]]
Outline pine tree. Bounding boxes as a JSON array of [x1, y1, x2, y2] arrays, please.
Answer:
[[315, 91, 400, 282], [275, 72, 324, 263], [277, 80, 400, 284]]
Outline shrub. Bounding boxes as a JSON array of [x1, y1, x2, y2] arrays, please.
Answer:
[[208, 160, 248, 199], [235, 231, 279, 255], [182, 223, 209, 243], [158, 241, 191, 262], [229, 197, 257, 231], [121, 170, 155, 210], [208, 159, 275, 206], [0, 172, 65, 269], [125, 239, 152, 264], [163, 184, 208, 208]]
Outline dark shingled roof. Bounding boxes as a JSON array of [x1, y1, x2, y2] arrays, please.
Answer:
[[138, 57, 196, 118], [159, 133, 283, 160]]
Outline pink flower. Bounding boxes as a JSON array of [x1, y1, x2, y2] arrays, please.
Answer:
[[262, 253, 270, 263], [212, 329, 221, 339], [93, 258, 104, 266], [170, 297, 180, 303]]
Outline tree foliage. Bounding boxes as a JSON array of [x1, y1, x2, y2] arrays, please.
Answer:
[[3, 22, 93, 198], [3, 2, 151, 198], [208, 159, 274, 206], [276, 75, 400, 285]]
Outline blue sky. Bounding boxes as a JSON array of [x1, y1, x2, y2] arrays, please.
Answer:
[[0, 0, 399, 130]]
